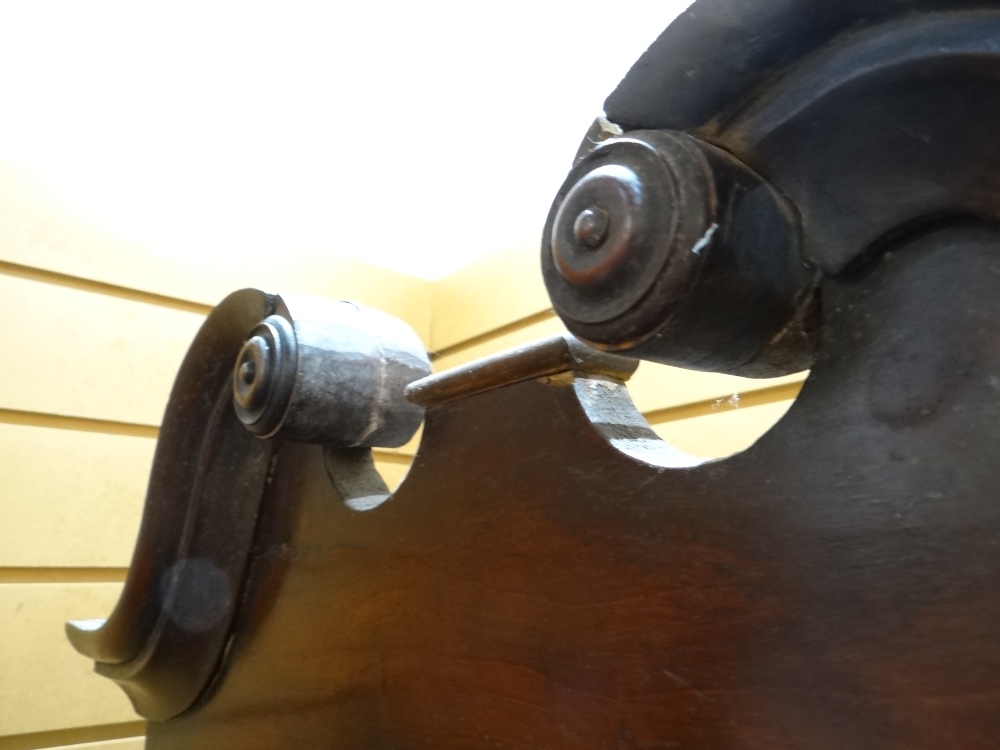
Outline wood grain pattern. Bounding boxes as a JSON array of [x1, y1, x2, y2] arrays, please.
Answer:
[[137, 226, 1000, 748], [0, 584, 139, 737]]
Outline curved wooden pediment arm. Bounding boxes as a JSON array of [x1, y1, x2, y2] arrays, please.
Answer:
[[67, 290, 279, 715], [68, 1, 1000, 746], [67, 289, 430, 720]]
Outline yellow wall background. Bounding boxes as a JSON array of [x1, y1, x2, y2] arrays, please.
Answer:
[[0, 161, 804, 749]]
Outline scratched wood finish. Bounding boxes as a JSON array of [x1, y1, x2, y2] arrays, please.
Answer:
[[142, 223, 1000, 748]]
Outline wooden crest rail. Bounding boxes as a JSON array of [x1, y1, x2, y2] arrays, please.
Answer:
[[70, 1, 1000, 746]]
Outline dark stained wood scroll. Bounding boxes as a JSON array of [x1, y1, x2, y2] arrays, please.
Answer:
[[69, 1, 1000, 747]]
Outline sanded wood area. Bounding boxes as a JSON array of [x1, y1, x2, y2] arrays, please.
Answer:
[[1, 274, 205, 426], [0, 584, 139, 737], [0, 424, 152, 568]]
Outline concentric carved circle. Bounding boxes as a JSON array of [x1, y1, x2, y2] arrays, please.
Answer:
[[232, 314, 297, 436], [551, 164, 647, 287], [542, 135, 699, 327]]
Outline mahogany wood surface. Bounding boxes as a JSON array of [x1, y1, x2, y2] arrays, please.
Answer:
[[146, 223, 1000, 748]]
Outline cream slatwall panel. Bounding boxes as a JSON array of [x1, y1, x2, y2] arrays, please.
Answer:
[[373, 455, 414, 493], [0, 425, 152, 569], [1, 275, 204, 426], [0, 728, 145, 750], [628, 365, 804, 416], [431, 246, 551, 353], [651, 399, 798, 458], [432, 315, 566, 372], [0, 160, 431, 346], [0, 584, 137, 737], [0, 426, 415, 572], [46, 740, 145, 750]]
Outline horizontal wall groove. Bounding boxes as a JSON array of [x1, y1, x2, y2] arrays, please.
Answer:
[[430, 309, 557, 361], [0, 409, 159, 439], [0, 568, 129, 584], [0, 258, 212, 315], [643, 381, 804, 425], [371, 449, 415, 465], [0, 386, 804, 441], [0, 721, 145, 750], [0, 409, 427, 455]]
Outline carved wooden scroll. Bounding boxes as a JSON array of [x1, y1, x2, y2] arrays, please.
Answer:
[[70, 1, 1000, 747]]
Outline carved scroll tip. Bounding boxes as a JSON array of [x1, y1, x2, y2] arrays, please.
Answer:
[[66, 618, 107, 656]]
